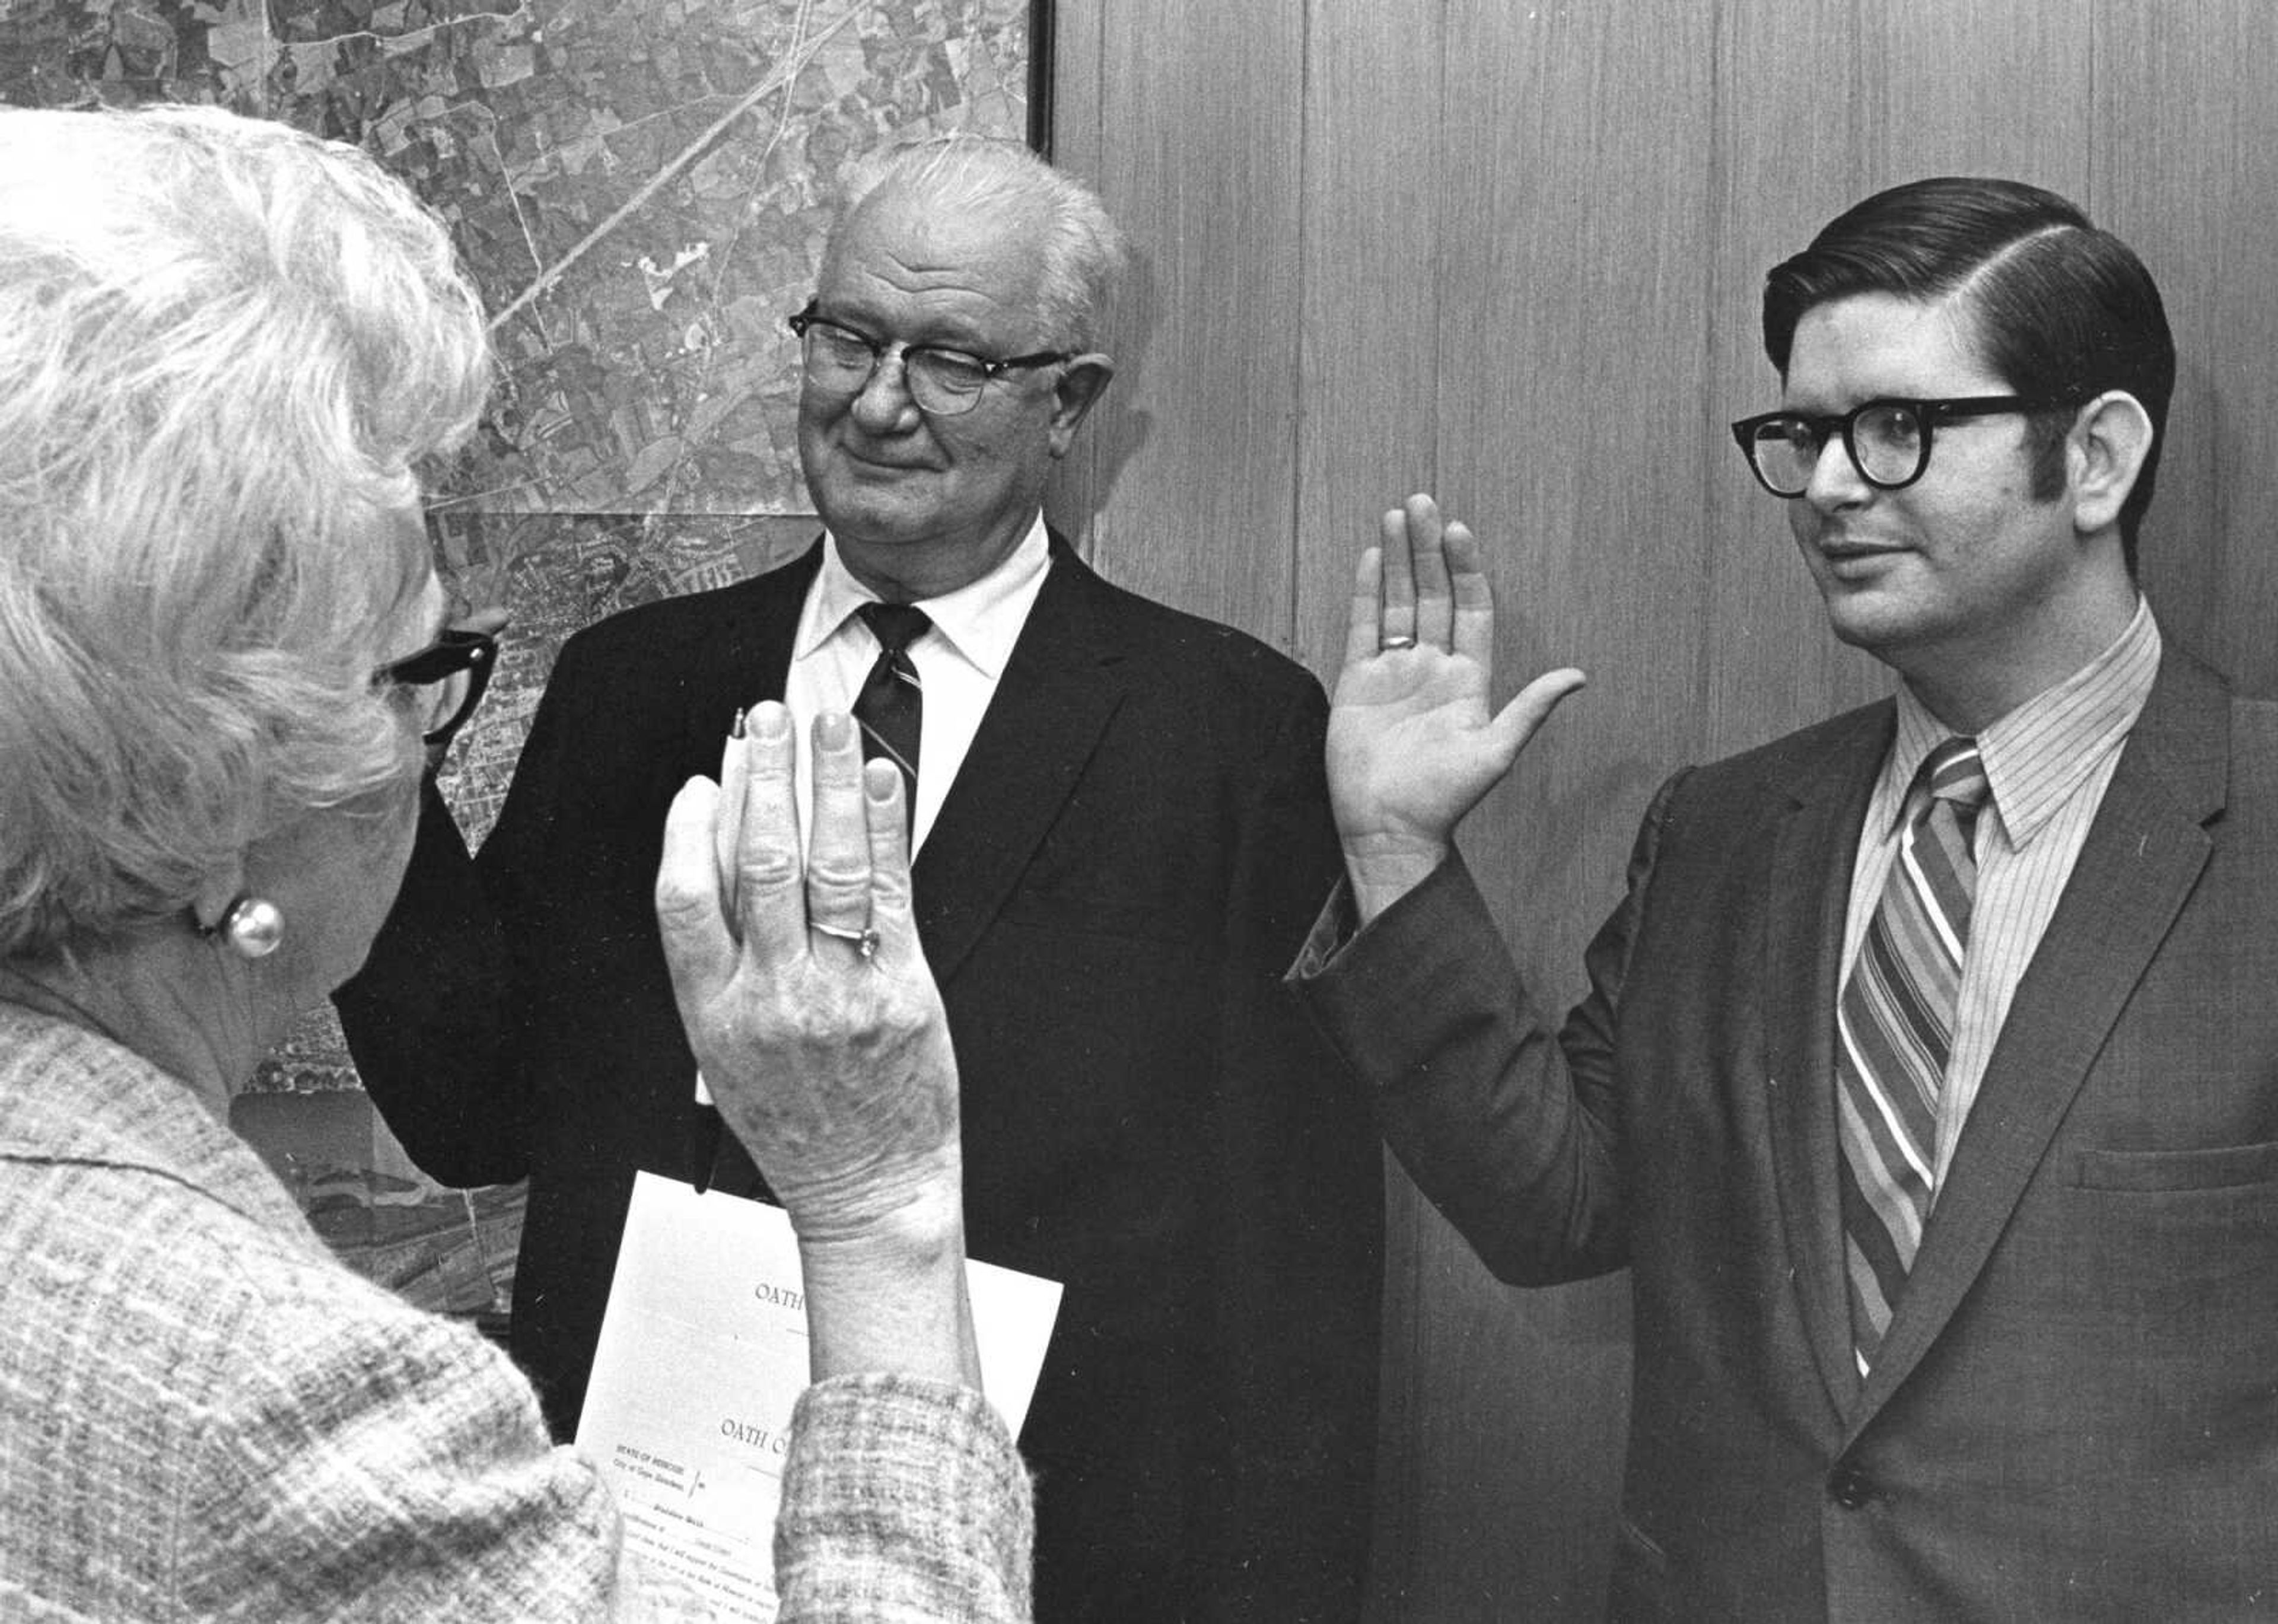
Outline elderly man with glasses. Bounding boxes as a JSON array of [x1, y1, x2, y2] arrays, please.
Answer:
[[338, 136, 1382, 1624], [1291, 176, 2278, 1618]]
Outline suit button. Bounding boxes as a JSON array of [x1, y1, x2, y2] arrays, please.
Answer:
[[1828, 1463, 1873, 1510]]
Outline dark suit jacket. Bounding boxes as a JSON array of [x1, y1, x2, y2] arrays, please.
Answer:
[[1291, 647, 2278, 1621], [339, 534, 1382, 1623]]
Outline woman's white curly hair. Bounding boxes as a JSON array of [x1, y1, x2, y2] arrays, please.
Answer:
[[0, 104, 491, 959]]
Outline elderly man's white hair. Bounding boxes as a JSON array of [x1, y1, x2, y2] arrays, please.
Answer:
[[0, 104, 491, 959], [833, 136, 1128, 352]]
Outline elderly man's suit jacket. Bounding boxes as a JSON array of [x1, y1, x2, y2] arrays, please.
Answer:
[[339, 534, 1382, 1623], [1292, 647, 2278, 1621]]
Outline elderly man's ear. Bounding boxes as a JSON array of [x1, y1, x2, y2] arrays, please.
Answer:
[[1046, 353, 1116, 458], [2066, 389, 2155, 536]]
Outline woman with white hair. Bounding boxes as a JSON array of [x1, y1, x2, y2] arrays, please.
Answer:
[[0, 103, 1029, 1620]]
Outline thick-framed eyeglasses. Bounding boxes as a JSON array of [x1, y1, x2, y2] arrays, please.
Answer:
[[376, 626, 497, 748], [787, 303, 1069, 417], [1730, 395, 2073, 498]]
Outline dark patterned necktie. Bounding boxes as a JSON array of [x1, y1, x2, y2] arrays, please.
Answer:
[[1835, 736, 1991, 1373], [853, 602, 931, 824]]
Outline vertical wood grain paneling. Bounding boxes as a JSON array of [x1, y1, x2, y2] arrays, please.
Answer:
[[1438, 3, 1718, 965], [1041, 0, 1108, 553], [1865, 0, 2092, 191], [1398, 4, 1717, 1617], [1071, 0, 1306, 642], [2093, 0, 2278, 696], [1290, 1, 1445, 1614], [1707, 4, 1891, 758], [1294, 0, 1443, 665]]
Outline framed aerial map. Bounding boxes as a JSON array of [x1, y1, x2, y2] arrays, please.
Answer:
[[0, 0, 1039, 1302]]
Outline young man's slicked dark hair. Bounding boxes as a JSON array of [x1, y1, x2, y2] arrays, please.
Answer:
[[1763, 176, 2175, 572]]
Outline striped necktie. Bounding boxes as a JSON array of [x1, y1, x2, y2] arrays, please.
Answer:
[[853, 602, 930, 824], [1835, 736, 1991, 1373]]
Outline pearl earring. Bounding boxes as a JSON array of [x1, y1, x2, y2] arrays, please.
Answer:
[[198, 896, 285, 960]]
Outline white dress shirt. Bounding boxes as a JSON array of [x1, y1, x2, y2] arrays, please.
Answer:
[[782, 515, 1052, 855]]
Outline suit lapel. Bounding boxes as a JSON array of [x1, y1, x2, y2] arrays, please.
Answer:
[[913, 539, 1127, 984], [696, 540, 817, 731], [1849, 654, 2228, 1429], [1761, 706, 1894, 1415]]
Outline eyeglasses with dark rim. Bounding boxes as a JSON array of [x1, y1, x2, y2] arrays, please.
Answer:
[[787, 302, 1070, 417], [1730, 395, 2075, 498], [375, 626, 497, 749]]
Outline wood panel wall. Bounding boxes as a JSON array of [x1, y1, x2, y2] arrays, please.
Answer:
[[1050, 2, 2278, 1617]]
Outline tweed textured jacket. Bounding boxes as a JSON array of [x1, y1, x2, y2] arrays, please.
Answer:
[[0, 1004, 1032, 1622], [779, 1377, 1034, 1622], [0, 1003, 638, 1620]]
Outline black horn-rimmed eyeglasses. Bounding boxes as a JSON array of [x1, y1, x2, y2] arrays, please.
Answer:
[[1730, 395, 2077, 498]]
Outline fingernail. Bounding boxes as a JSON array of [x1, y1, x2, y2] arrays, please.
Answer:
[[751, 704, 791, 743], [816, 711, 852, 749]]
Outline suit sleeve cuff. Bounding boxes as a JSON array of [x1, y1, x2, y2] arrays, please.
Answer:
[[1284, 851, 1519, 1088]]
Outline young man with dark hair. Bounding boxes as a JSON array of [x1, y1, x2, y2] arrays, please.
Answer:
[[1294, 176, 2278, 1617]]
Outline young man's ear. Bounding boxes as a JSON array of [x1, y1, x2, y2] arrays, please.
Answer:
[[2067, 390, 2155, 536], [1047, 354, 1115, 458]]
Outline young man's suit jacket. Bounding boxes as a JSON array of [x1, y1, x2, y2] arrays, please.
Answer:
[[1291, 647, 2278, 1621], [339, 534, 1383, 1623]]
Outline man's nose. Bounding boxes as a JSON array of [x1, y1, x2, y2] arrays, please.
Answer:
[[1803, 432, 1870, 511], [851, 348, 921, 431]]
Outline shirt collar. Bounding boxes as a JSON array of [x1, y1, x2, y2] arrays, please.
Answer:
[[1877, 596, 2161, 846], [798, 515, 1051, 677]]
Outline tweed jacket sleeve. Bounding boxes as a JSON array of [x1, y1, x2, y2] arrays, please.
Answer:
[[775, 1374, 1035, 1623]]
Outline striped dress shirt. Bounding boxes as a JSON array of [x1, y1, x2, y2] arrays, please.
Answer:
[[1840, 598, 2163, 1194]]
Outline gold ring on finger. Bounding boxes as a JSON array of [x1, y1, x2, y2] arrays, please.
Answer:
[[811, 919, 882, 961]]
